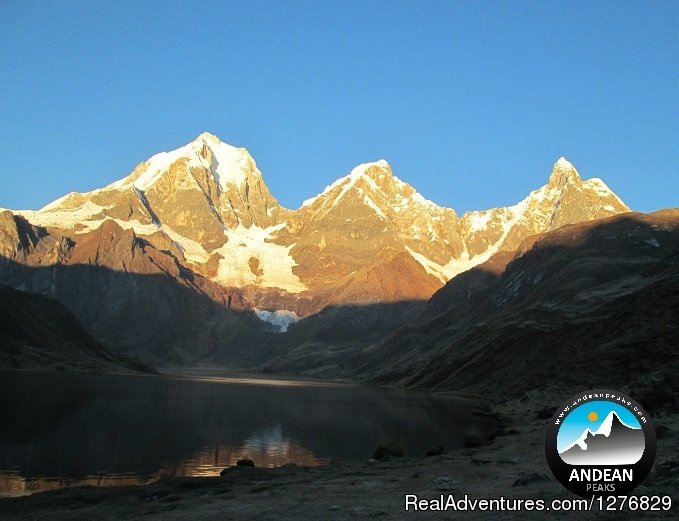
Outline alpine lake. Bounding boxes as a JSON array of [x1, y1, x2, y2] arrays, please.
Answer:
[[0, 369, 493, 497]]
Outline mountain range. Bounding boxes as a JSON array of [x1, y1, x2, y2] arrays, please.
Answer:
[[262, 209, 679, 399], [1, 131, 674, 377], [5, 133, 627, 308]]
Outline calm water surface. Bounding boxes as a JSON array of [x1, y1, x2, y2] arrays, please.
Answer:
[[0, 370, 491, 496]]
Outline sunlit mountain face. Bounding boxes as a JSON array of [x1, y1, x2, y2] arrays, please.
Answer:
[[0, 133, 630, 367]]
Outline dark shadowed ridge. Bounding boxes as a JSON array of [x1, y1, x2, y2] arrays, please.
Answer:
[[0, 211, 430, 370], [0, 285, 152, 373], [1, 210, 678, 405], [263, 210, 679, 405], [369, 210, 679, 400], [0, 257, 282, 368]]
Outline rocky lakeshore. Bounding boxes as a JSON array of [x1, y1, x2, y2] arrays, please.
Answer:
[[2, 390, 676, 521]]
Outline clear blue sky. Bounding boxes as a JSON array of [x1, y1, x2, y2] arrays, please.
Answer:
[[1, 1, 677, 213]]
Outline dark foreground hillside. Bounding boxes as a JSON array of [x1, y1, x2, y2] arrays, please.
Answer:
[[265, 210, 679, 409], [0, 285, 152, 373]]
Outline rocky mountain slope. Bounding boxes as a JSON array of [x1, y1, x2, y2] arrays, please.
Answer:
[[0, 132, 631, 366], [263, 210, 679, 402], [0, 212, 284, 365], [0, 285, 151, 372]]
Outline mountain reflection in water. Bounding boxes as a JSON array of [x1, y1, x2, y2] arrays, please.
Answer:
[[0, 370, 492, 496], [1, 433, 323, 496]]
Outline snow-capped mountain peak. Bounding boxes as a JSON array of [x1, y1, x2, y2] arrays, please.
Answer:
[[195, 131, 220, 144], [107, 132, 259, 193], [555, 156, 575, 171], [548, 156, 581, 187], [201, 137, 259, 192], [352, 159, 391, 175], [301, 159, 394, 209], [15, 135, 630, 312]]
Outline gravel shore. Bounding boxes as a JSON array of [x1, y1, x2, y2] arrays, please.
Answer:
[[1, 393, 676, 521]]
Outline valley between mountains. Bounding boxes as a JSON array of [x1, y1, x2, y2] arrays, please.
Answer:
[[0, 132, 676, 401], [1, 133, 678, 520]]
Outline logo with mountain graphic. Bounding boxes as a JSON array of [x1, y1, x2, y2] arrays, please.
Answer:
[[558, 406, 645, 465], [545, 389, 656, 498]]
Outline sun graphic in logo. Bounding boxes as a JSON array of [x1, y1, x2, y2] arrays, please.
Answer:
[[588, 411, 598, 422]]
